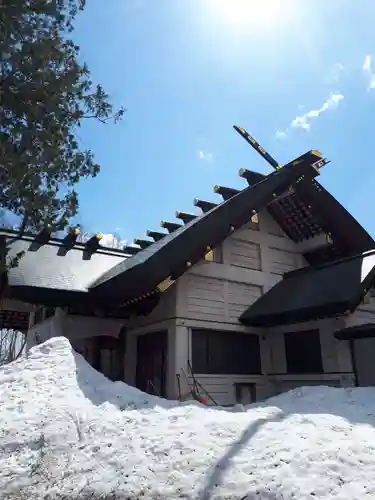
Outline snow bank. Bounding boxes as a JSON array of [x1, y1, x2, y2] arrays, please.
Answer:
[[1, 338, 375, 499]]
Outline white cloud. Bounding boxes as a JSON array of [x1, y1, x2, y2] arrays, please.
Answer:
[[362, 55, 375, 90], [275, 130, 287, 140], [291, 93, 344, 131], [291, 116, 311, 132], [99, 233, 125, 249], [276, 93, 344, 138], [363, 55, 372, 73], [198, 150, 213, 162]]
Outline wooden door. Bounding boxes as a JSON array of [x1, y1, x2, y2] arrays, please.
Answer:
[[92, 335, 124, 381], [136, 331, 167, 397]]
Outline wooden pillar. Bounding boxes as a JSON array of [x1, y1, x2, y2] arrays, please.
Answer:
[[166, 323, 189, 399], [124, 332, 137, 387], [117, 327, 127, 382], [54, 307, 66, 337]]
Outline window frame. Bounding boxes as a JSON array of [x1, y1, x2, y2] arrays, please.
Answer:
[[191, 328, 262, 375]]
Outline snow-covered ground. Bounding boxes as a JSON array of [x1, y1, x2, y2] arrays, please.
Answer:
[[1, 338, 375, 499]]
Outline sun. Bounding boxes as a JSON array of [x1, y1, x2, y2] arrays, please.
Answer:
[[209, 0, 294, 31]]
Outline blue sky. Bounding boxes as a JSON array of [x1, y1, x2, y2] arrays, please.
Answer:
[[73, 0, 375, 244]]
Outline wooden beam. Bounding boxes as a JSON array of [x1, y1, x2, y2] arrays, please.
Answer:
[[35, 226, 52, 244], [160, 221, 182, 233], [214, 185, 240, 201], [296, 232, 333, 253], [133, 238, 153, 249], [175, 211, 197, 224], [238, 168, 265, 186], [122, 245, 141, 255], [63, 227, 80, 247], [193, 199, 217, 213], [267, 186, 295, 204], [146, 230, 166, 242], [85, 233, 103, 253]]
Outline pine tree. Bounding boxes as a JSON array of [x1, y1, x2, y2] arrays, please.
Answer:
[[0, 0, 124, 233]]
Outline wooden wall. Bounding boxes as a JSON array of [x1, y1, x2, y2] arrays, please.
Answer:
[[164, 210, 311, 404], [176, 209, 306, 326], [181, 275, 262, 324], [265, 318, 356, 396], [24, 206, 366, 404]]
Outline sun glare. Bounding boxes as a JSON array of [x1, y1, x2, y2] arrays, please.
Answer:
[[209, 0, 295, 31]]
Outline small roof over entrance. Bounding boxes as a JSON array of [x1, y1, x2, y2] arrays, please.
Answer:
[[335, 323, 375, 340], [240, 250, 375, 327]]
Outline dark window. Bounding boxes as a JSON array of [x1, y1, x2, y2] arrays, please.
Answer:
[[192, 329, 261, 375], [284, 330, 323, 374]]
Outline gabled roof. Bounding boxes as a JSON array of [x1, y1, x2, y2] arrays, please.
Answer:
[[236, 170, 375, 264], [240, 249, 375, 327], [90, 151, 322, 303], [3, 137, 374, 318], [3, 150, 322, 308]]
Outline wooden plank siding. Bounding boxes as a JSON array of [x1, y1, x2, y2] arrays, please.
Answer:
[[178, 208, 307, 326], [186, 374, 268, 406], [185, 276, 226, 322], [227, 282, 262, 323], [183, 275, 262, 324], [268, 247, 301, 275], [226, 239, 261, 270]]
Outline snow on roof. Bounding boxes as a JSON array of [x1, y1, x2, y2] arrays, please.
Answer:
[[2, 337, 375, 499], [6, 237, 127, 292]]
